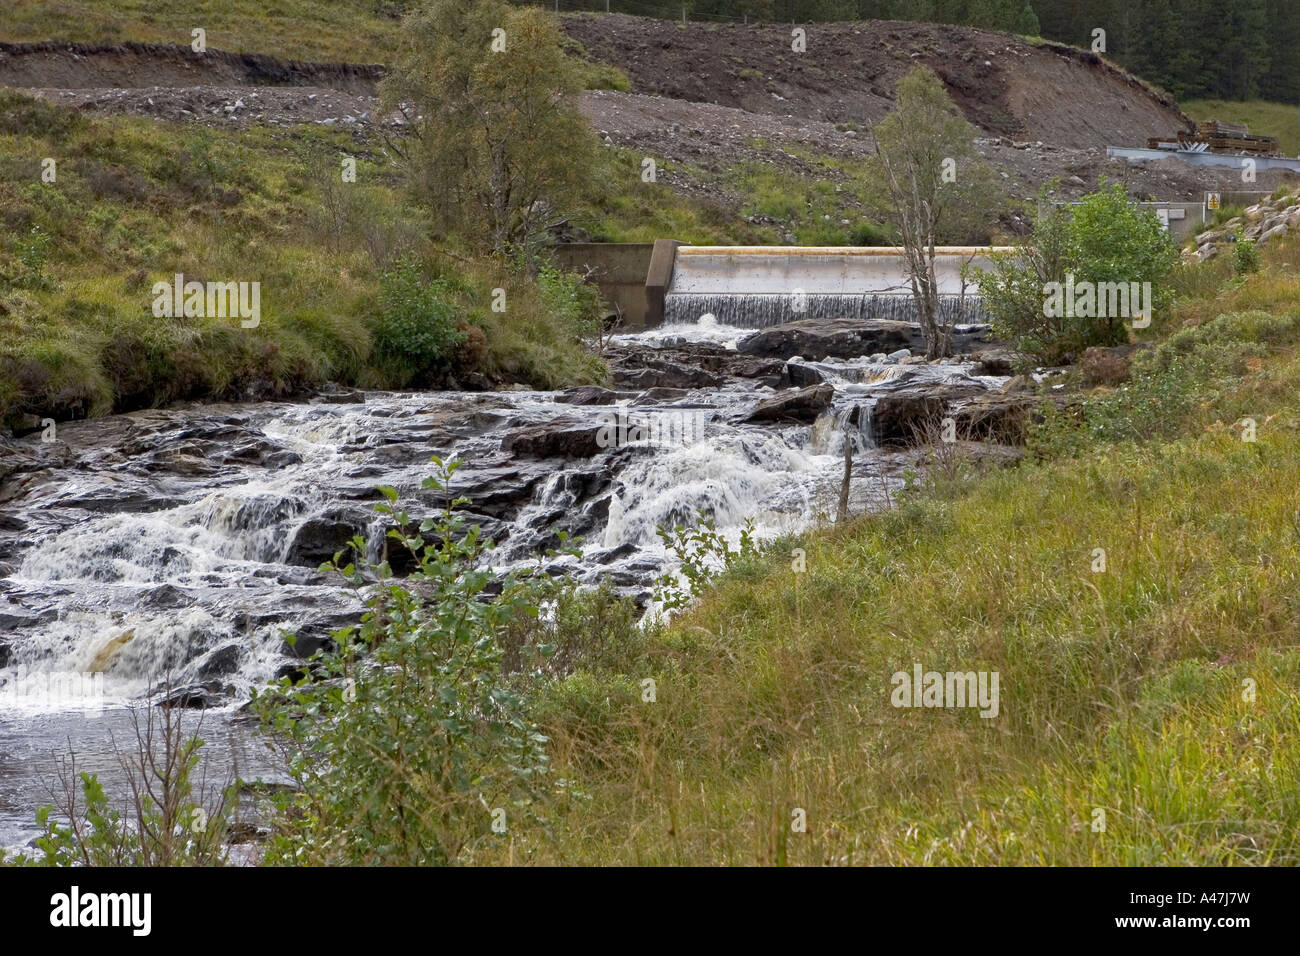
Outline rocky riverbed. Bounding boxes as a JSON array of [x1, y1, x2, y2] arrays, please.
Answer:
[[0, 314, 1034, 848]]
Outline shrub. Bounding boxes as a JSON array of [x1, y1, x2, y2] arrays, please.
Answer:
[[1233, 234, 1260, 275], [252, 458, 552, 866], [978, 183, 1179, 364], [371, 257, 466, 374], [849, 220, 893, 246]]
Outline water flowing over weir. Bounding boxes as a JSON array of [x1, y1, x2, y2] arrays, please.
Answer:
[[665, 292, 988, 327], [0, 314, 1009, 847], [660, 245, 1005, 328]]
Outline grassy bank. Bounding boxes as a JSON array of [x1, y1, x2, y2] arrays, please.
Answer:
[[497, 231, 1300, 865], [0, 90, 609, 425], [0, 0, 400, 62]]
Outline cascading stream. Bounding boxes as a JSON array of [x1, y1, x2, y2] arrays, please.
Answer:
[[0, 313, 1007, 847]]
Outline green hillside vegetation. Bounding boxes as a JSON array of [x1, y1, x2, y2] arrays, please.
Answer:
[[0, 90, 621, 425], [0, 0, 400, 62], [501, 230, 1300, 864]]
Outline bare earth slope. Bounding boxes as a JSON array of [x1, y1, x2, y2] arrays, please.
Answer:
[[562, 14, 1188, 149], [2, 16, 1291, 213]]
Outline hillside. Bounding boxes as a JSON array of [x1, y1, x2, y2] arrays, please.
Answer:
[[565, 14, 1187, 148], [4, 14, 1293, 237]]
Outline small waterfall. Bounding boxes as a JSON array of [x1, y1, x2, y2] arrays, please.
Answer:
[[602, 433, 826, 551], [811, 403, 874, 458], [664, 292, 988, 328]]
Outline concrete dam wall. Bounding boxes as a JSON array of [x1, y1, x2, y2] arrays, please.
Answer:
[[555, 243, 1013, 330]]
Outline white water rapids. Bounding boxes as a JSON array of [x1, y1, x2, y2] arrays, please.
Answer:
[[0, 316, 1005, 847]]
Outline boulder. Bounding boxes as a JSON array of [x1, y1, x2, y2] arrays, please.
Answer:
[[1258, 223, 1289, 245], [971, 347, 1018, 376], [871, 385, 983, 446], [737, 318, 920, 360], [283, 507, 371, 567], [154, 680, 230, 709], [949, 394, 1039, 444], [742, 384, 834, 424], [783, 361, 827, 387], [197, 643, 243, 678], [501, 420, 605, 459]]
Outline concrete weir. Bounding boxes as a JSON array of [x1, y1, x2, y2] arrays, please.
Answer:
[[552, 242, 1015, 330], [661, 246, 1012, 328]]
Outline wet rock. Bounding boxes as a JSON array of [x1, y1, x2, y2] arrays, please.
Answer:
[[283, 508, 371, 567], [613, 361, 722, 390], [501, 420, 606, 459], [728, 357, 787, 387], [742, 384, 834, 423], [871, 385, 983, 446], [315, 386, 365, 404], [197, 643, 243, 678], [555, 386, 627, 405], [738, 318, 920, 360], [280, 631, 337, 660], [783, 361, 827, 387], [141, 584, 193, 609], [155, 681, 229, 709], [590, 542, 638, 564], [972, 347, 1018, 376], [0, 642, 11, 668]]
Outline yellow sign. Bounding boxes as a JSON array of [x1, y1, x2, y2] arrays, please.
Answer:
[[1207, 192, 1221, 210]]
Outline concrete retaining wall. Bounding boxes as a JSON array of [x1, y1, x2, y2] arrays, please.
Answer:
[[551, 242, 657, 328]]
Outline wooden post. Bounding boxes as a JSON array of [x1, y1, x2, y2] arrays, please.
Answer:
[[837, 417, 853, 523]]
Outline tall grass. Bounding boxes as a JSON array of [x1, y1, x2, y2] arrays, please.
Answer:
[[0, 91, 607, 425], [488, 234, 1300, 865]]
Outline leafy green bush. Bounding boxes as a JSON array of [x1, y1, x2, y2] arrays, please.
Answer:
[[653, 510, 760, 613], [1233, 234, 1260, 275], [849, 221, 893, 246], [534, 259, 604, 345], [252, 457, 552, 866], [371, 257, 466, 373], [978, 183, 1179, 364]]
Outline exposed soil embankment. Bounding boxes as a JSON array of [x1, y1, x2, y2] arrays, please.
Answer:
[[562, 14, 1188, 149], [1, 17, 1292, 213], [0, 41, 384, 94]]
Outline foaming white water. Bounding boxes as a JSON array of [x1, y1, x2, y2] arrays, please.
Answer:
[[612, 314, 755, 349], [602, 432, 830, 553], [0, 606, 236, 705], [18, 511, 255, 584]]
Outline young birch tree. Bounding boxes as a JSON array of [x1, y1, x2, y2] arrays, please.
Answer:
[[866, 66, 998, 358], [380, 0, 593, 265]]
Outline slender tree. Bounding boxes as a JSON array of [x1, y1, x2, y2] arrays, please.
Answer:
[[865, 66, 999, 358], [382, 0, 593, 263]]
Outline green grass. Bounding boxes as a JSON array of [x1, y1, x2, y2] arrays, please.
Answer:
[[483, 228, 1300, 865], [0, 90, 606, 424], [0, 0, 401, 62], [1182, 99, 1300, 157]]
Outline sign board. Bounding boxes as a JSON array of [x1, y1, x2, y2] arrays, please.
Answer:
[[1207, 192, 1221, 210]]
